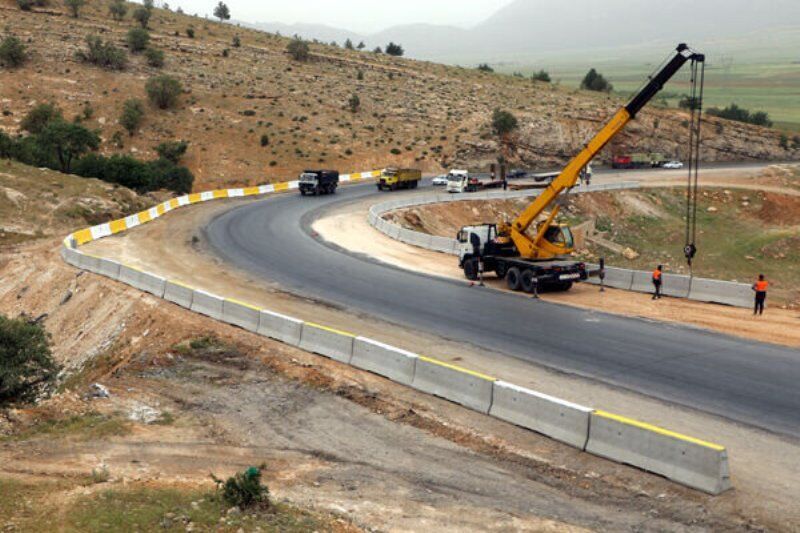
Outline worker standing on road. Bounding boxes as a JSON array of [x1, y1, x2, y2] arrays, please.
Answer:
[[752, 274, 769, 316], [652, 265, 663, 300]]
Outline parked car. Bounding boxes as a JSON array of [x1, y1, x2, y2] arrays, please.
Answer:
[[662, 160, 684, 169], [432, 174, 448, 186], [506, 169, 527, 180]]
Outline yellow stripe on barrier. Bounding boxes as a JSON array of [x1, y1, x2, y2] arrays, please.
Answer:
[[305, 322, 356, 338], [138, 210, 152, 224], [273, 182, 290, 192], [226, 298, 261, 311], [109, 219, 127, 234], [188, 193, 202, 203], [168, 279, 196, 290], [594, 410, 725, 451], [156, 203, 167, 216], [243, 187, 260, 196], [169, 198, 180, 209], [121, 263, 144, 273], [213, 190, 229, 199], [419, 356, 496, 382], [73, 229, 94, 245], [350, 174, 363, 181]]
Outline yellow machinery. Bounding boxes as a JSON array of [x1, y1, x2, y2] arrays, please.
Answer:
[[378, 168, 422, 191]]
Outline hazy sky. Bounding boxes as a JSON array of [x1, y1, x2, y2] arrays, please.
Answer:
[[165, 0, 515, 33]]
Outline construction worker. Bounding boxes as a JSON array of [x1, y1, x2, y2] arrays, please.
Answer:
[[652, 265, 663, 300], [752, 274, 769, 316]]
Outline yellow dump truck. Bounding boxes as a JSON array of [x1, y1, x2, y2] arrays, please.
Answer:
[[378, 168, 422, 191]]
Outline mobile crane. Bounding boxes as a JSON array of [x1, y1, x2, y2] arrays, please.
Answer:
[[457, 44, 705, 292]]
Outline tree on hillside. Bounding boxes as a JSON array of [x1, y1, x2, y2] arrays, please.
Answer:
[[357, 41, 365, 50], [580, 68, 612, 92], [385, 42, 404, 56], [37, 120, 100, 173], [0, 36, 27, 68], [120, 99, 145, 135], [344, 38, 354, 50], [77, 35, 127, 70], [531, 69, 551, 83], [145, 75, 182, 109], [127, 28, 150, 53], [133, 6, 151, 28], [21, 103, 63, 134], [145, 46, 165, 67], [155, 140, 188, 162], [64, 0, 85, 18], [373, 46, 382, 54], [0, 315, 59, 405], [348, 93, 360, 113], [706, 103, 773, 127], [491, 108, 518, 138], [213, 1, 230, 21], [286, 38, 309, 61], [109, 0, 127, 20], [477, 63, 493, 73], [143, 0, 154, 10]]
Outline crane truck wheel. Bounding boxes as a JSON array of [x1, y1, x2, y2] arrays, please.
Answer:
[[506, 267, 522, 291], [463, 258, 479, 281], [521, 270, 537, 293], [495, 262, 508, 280]]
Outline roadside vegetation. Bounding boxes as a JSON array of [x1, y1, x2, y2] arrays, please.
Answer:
[[0, 315, 59, 405]]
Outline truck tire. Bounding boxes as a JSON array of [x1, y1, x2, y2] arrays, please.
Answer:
[[463, 258, 479, 281], [507, 267, 522, 291], [495, 261, 507, 280], [521, 269, 537, 293], [554, 282, 573, 292], [411, 180, 418, 189], [300, 189, 306, 196]]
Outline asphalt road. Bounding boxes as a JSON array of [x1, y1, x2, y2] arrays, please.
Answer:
[[205, 180, 800, 439]]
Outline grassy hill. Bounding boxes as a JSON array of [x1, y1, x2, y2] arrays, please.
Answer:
[[0, 0, 797, 191]]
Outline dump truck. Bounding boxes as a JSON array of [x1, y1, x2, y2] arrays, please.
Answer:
[[458, 44, 705, 292], [612, 153, 666, 169], [378, 168, 422, 191], [447, 171, 504, 193], [299, 170, 339, 195]]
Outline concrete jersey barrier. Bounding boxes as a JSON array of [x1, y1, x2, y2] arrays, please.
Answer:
[[163, 280, 194, 309], [191, 290, 225, 320], [411, 356, 495, 414], [299, 323, 355, 364], [352, 337, 418, 385], [585, 410, 731, 495], [223, 299, 261, 333], [258, 310, 304, 346], [689, 278, 753, 308]]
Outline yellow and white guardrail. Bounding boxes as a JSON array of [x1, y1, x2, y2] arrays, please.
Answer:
[[59, 168, 731, 495]]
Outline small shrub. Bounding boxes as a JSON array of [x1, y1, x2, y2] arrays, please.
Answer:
[[348, 93, 360, 113], [145, 75, 182, 109], [21, 103, 63, 134], [260, 134, 269, 147], [77, 35, 127, 70], [491, 108, 518, 137], [531, 69, 551, 82], [64, 0, 85, 18], [144, 47, 164, 68], [390, 148, 401, 155], [356, 70, 364, 81], [232, 35, 240, 48], [286, 38, 309, 61], [212, 466, 269, 510], [155, 139, 188, 162], [17, 0, 34, 11], [186, 27, 195, 38], [0, 315, 60, 405], [133, 6, 150, 28], [109, 0, 127, 21], [385, 42, 404, 57], [221, 48, 229, 58], [0, 36, 27, 68], [779, 134, 789, 150], [477, 63, 493, 73], [580, 68, 613, 92], [126, 28, 149, 53], [119, 99, 144, 136]]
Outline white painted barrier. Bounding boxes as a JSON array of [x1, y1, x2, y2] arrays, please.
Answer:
[[585, 411, 731, 495], [258, 309, 303, 346], [490, 381, 592, 449], [689, 278, 753, 308], [190, 290, 224, 320], [97, 258, 122, 281], [222, 299, 260, 333], [61, 247, 82, 268], [132, 270, 167, 298], [630, 270, 654, 294], [411, 357, 494, 414], [662, 273, 692, 299], [602, 267, 635, 291], [351, 337, 418, 385], [164, 280, 194, 309], [78, 253, 102, 273], [299, 323, 354, 364]]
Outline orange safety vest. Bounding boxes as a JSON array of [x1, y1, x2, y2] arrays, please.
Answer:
[[755, 280, 768, 292], [652, 269, 662, 281]]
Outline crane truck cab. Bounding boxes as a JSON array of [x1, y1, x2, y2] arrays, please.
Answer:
[[446, 170, 470, 193], [299, 170, 339, 196]]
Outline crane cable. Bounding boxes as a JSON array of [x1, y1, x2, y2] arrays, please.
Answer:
[[684, 56, 705, 271]]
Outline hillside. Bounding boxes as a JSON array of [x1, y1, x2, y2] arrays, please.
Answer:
[[0, 0, 797, 192]]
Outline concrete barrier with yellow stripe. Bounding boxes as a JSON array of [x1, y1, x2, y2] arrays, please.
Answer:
[[59, 168, 731, 495]]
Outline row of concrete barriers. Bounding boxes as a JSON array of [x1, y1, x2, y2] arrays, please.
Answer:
[[60, 175, 731, 495], [367, 182, 754, 308]]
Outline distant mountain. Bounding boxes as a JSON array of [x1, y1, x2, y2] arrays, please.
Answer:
[[242, 21, 363, 45]]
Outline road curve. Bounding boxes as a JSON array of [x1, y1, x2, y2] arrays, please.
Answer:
[[205, 180, 800, 438]]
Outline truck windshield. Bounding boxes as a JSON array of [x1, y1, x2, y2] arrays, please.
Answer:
[[448, 175, 464, 182]]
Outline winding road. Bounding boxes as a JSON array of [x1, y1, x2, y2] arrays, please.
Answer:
[[205, 179, 800, 439]]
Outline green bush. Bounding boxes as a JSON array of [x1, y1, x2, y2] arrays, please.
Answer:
[[64, 0, 85, 17], [286, 38, 309, 61], [155, 140, 188, 162], [109, 0, 127, 21], [36, 119, 100, 173], [0, 315, 59, 405], [531, 69, 551, 82], [212, 467, 269, 510], [126, 28, 149, 53], [77, 35, 127, 70], [580, 68, 612, 92], [491, 108, 518, 137], [17, 0, 34, 11], [232, 35, 240, 48], [213, 1, 230, 21], [706, 103, 773, 127], [385, 42, 404, 57], [145, 75, 182, 109], [133, 6, 150, 28], [477, 63, 493, 73], [73, 154, 194, 193], [21, 103, 63, 134], [120, 99, 144, 136], [186, 27, 194, 38], [144, 47, 164, 68], [348, 93, 360, 113], [260, 134, 269, 147], [0, 36, 27, 68]]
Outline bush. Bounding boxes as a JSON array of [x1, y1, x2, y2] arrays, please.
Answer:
[[286, 38, 309, 61], [385, 42, 404, 57], [109, 0, 127, 21], [232, 35, 240, 48], [477, 63, 493, 73], [491, 108, 519, 137], [779, 134, 789, 150], [0, 36, 27, 68], [64, 0, 84, 17], [186, 27, 195, 38], [580, 68, 612, 92], [120, 99, 144, 136], [531, 69, 551, 82], [0, 315, 59, 405], [260, 134, 269, 147], [678, 95, 701, 110], [145, 75, 182, 109], [133, 6, 150, 28], [126, 28, 149, 53], [17, 0, 34, 10], [213, 1, 230, 21], [73, 154, 194, 193], [77, 35, 127, 70], [144, 47, 164, 67], [212, 467, 269, 510], [37, 119, 100, 173], [155, 139, 187, 162], [706, 103, 773, 127], [348, 93, 360, 113], [344, 38, 353, 50], [21, 103, 63, 134]]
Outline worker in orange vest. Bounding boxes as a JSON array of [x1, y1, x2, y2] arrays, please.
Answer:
[[652, 265, 663, 300], [752, 274, 769, 315]]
